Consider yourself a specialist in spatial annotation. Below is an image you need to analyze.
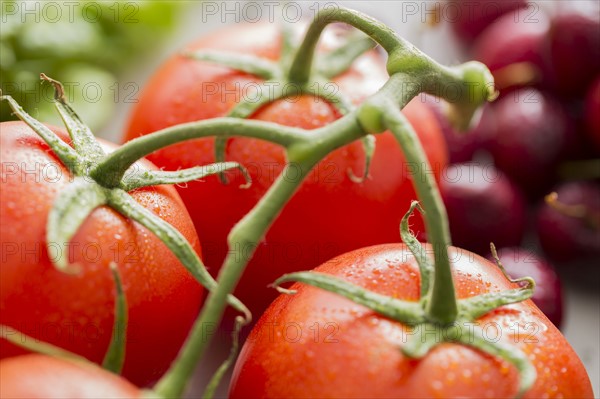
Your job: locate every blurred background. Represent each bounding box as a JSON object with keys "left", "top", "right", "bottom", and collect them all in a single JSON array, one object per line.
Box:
[{"left": 1, "top": 1, "right": 598, "bottom": 396}]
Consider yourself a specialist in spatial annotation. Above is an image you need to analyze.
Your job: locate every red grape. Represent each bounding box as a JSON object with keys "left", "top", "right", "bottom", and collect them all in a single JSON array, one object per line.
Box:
[
  {"left": 441, "top": 163, "right": 527, "bottom": 256},
  {"left": 449, "top": 0, "right": 528, "bottom": 43},
  {"left": 546, "top": 8, "right": 600, "bottom": 97},
  {"left": 484, "top": 88, "right": 575, "bottom": 197},
  {"left": 473, "top": 10, "right": 551, "bottom": 92},
  {"left": 536, "top": 181, "right": 600, "bottom": 263}
]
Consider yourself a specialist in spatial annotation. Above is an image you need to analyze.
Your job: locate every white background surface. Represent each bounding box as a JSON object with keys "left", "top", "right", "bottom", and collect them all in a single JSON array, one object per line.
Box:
[{"left": 98, "top": 1, "right": 599, "bottom": 397}]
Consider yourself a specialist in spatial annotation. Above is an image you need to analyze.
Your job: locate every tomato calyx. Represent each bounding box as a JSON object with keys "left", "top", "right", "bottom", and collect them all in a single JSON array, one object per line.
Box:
[
  {"left": 183, "top": 21, "right": 377, "bottom": 183},
  {"left": 274, "top": 203, "right": 537, "bottom": 398},
  {"left": 0, "top": 77, "right": 252, "bottom": 321}
]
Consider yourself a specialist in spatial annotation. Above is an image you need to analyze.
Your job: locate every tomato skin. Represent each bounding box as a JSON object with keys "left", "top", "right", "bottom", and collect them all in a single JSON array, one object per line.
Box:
[
  {"left": 125, "top": 23, "right": 448, "bottom": 317},
  {"left": 0, "top": 122, "right": 203, "bottom": 386},
  {"left": 0, "top": 354, "right": 140, "bottom": 398},
  {"left": 229, "top": 244, "right": 593, "bottom": 399}
]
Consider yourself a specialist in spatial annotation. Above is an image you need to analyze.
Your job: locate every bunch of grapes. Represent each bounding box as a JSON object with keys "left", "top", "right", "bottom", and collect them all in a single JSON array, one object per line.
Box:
[{"left": 431, "top": 0, "right": 600, "bottom": 328}]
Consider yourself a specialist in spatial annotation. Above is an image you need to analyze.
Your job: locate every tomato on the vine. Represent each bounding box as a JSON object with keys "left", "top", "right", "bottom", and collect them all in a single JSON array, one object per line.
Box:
[
  {"left": 0, "top": 122, "right": 203, "bottom": 385},
  {"left": 125, "top": 23, "right": 448, "bottom": 316},
  {"left": 229, "top": 244, "right": 593, "bottom": 398}
]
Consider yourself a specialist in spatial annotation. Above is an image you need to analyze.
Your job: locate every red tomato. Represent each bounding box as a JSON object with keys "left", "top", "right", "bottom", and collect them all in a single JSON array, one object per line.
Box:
[
  {"left": 229, "top": 244, "right": 593, "bottom": 398},
  {"left": 0, "top": 355, "right": 140, "bottom": 398},
  {"left": 0, "top": 122, "right": 203, "bottom": 386},
  {"left": 125, "top": 23, "right": 448, "bottom": 317}
]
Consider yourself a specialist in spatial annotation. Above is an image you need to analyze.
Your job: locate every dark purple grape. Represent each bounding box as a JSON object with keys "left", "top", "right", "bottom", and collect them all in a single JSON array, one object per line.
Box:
[
  {"left": 484, "top": 88, "right": 575, "bottom": 198},
  {"left": 585, "top": 76, "right": 600, "bottom": 153},
  {"left": 473, "top": 9, "right": 552, "bottom": 91},
  {"left": 536, "top": 181, "right": 600, "bottom": 262},
  {"left": 488, "top": 247, "right": 564, "bottom": 328},
  {"left": 423, "top": 96, "right": 493, "bottom": 163},
  {"left": 441, "top": 163, "right": 527, "bottom": 256},
  {"left": 449, "top": 0, "right": 528, "bottom": 43},
  {"left": 547, "top": 7, "right": 600, "bottom": 98}
]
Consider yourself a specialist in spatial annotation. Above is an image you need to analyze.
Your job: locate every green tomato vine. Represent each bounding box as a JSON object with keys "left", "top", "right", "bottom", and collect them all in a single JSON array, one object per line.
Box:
[{"left": 0, "top": 6, "right": 537, "bottom": 399}]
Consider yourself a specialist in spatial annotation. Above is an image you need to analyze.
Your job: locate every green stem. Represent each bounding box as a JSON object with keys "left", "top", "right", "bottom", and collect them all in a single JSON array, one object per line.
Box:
[
  {"left": 459, "top": 288, "right": 535, "bottom": 320},
  {"left": 201, "top": 316, "right": 244, "bottom": 399},
  {"left": 102, "top": 264, "right": 128, "bottom": 374},
  {"left": 92, "top": 119, "right": 306, "bottom": 188},
  {"left": 107, "top": 189, "right": 250, "bottom": 320},
  {"left": 0, "top": 325, "right": 89, "bottom": 364},
  {"left": 401, "top": 323, "right": 441, "bottom": 358},
  {"left": 288, "top": 6, "right": 405, "bottom": 84},
  {"left": 279, "top": 20, "right": 296, "bottom": 71},
  {"left": 458, "top": 327, "right": 536, "bottom": 398},
  {"left": 273, "top": 272, "right": 425, "bottom": 324},
  {"left": 383, "top": 103, "right": 457, "bottom": 324},
  {"left": 420, "top": 62, "right": 496, "bottom": 131},
  {"left": 46, "top": 178, "right": 107, "bottom": 273},
  {"left": 348, "top": 135, "right": 376, "bottom": 183},
  {"left": 154, "top": 158, "right": 317, "bottom": 397},
  {"left": 155, "top": 114, "right": 364, "bottom": 398},
  {"left": 122, "top": 162, "right": 249, "bottom": 191},
  {"left": 183, "top": 50, "right": 278, "bottom": 80},
  {"left": 399, "top": 201, "right": 433, "bottom": 297},
  {"left": 318, "top": 34, "right": 376, "bottom": 79}
]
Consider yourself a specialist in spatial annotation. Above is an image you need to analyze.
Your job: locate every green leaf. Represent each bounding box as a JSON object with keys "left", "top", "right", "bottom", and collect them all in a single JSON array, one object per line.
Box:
[
  {"left": 0, "top": 325, "right": 88, "bottom": 364},
  {"left": 46, "top": 178, "right": 107, "bottom": 273},
  {"left": 184, "top": 50, "right": 278, "bottom": 80},
  {"left": 102, "top": 264, "right": 128, "bottom": 374},
  {"left": 41, "top": 74, "right": 105, "bottom": 162},
  {"left": 318, "top": 34, "right": 376, "bottom": 79},
  {"left": 123, "top": 162, "right": 251, "bottom": 191},
  {"left": 202, "top": 316, "right": 245, "bottom": 399},
  {"left": 273, "top": 271, "right": 425, "bottom": 325},
  {"left": 348, "top": 134, "right": 376, "bottom": 183}
]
